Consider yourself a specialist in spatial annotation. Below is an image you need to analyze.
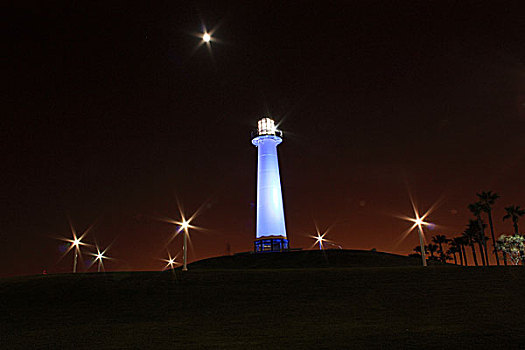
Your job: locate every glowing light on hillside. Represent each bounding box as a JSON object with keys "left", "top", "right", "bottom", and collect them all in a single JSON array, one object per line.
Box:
[
  {"left": 88, "top": 244, "right": 111, "bottom": 272},
  {"left": 156, "top": 198, "right": 209, "bottom": 271},
  {"left": 314, "top": 232, "right": 327, "bottom": 250},
  {"left": 396, "top": 194, "right": 441, "bottom": 267},
  {"left": 309, "top": 222, "right": 335, "bottom": 250},
  {"left": 58, "top": 219, "right": 94, "bottom": 273},
  {"left": 162, "top": 251, "right": 180, "bottom": 270}
]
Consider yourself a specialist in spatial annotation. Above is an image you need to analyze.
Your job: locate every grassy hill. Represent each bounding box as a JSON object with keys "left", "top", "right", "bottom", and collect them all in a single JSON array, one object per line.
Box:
[
  {"left": 2, "top": 253, "right": 524, "bottom": 349},
  {"left": 188, "top": 249, "right": 433, "bottom": 269}
]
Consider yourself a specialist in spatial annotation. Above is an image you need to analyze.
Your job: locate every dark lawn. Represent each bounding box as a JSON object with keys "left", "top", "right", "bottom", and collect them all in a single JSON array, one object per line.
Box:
[{"left": 2, "top": 266, "right": 524, "bottom": 349}]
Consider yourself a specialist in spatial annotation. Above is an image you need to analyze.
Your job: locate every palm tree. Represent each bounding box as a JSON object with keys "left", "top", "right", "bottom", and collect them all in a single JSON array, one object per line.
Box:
[
  {"left": 432, "top": 234, "right": 450, "bottom": 254},
  {"left": 450, "top": 237, "right": 464, "bottom": 266},
  {"left": 426, "top": 243, "right": 439, "bottom": 260},
  {"left": 447, "top": 247, "right": 458, "bottom": 265},
  {"left": 477, "top": 191, "right": 500, "bottom": 265},
  {"left": 462, "top": 222, "right": 479, "bottom": 266},
  {"left": 468, "top": 202, "right": 489, "bottom": 264},
  {"left": 441, "top": 250, "right": 452, "bottom": 264},
  {"left": 474, "top": 233, "right": 489, "bottom": 266},
  {"left": 503, "top": 205, "right": 525, "bottom": 235},
  {"left": 459, "top": 236, "right": 469, "bottom": 266}
]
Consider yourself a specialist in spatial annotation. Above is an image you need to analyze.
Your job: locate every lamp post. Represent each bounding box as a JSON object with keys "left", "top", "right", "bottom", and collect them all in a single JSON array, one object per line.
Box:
[
  {"left": 157, "top": 200, "right": 206, "bottom": 272},
  {"left": 180, "top": 220, "right": 190, "bottom": 271},
  {"left": 415, "top": 218, "right": 428, "bottom": 267},
  {"left": 73, "top": 240, "right": 80, "bottom": 273},
  {"left": 403, "top": 209, "right": 433, "bottom": 267},
  {"left": 314, "top": 232, "right": 327, "bottom": 250},
  {"left": 69, "top": 236, "right": 87, "bottom": 273},
  {"left": 163, "top": 251, "right": 179, "bottom": 270},
  {"left": 58, "top": 220, "right": 94, "bottom": 273},
  {"left": 90, "top": 245, "right": 110, "bottom": 272},
  {"left": 398, "top": 196, "right": 439, "bottom": 267}
]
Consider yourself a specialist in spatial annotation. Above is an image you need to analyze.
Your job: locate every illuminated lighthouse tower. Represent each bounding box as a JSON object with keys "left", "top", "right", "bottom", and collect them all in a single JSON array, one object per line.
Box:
[{"left": 252, "top": 117, "right": 289, "bottom": 252}]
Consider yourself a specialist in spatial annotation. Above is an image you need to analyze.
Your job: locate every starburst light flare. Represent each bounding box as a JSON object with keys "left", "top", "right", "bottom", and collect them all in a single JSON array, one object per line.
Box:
[
  {"left": 88, "top": 244, "right": 112, "bottom": 272},
  {"left": 57, "top": 219, "right": 94, "bottom": 273},
  {"left": 162, "top": 251, "right": 180, "bottom": 270},
  {"left": 395, "top": 194, "right": 442, "bottom": 267},
  {"left": 309, "top": 222, "right": 334, "bottom": 250},
  {"left": 188, "top": 22, "right": 223, "bottom": 61},
  {"left": 155, "top": 197, "right": 210, "bottom": 272},
  {"left": 313, "top": 232, "right": 327, "bottom": 250}
]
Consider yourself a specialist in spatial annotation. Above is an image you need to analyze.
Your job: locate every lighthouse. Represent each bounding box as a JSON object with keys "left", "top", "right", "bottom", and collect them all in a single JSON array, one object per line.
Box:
[{"left": 252, "top": 117, "right": 289, "bottom": 252}]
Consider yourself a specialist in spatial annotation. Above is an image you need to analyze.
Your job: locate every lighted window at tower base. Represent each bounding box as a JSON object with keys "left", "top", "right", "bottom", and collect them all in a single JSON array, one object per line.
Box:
[{"left": 254, "top": 238, "right": 289, "bottom": 252}]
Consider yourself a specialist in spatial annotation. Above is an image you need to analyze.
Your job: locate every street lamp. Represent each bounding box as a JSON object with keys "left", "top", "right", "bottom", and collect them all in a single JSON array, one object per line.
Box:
[
  {"left": 309, "top": 222, "right": 334, "bottom": 251},
  {"left": 412, "top": 216, "right": 429, "bottom": 267},
  {"left": 59, "top": 220, "right": 92, "bottom": 273},
  {"left": 313, "top": 232, "right": 327, "bottom": 250},
  {"left": 162, "top": 251, "right": 179, "bottom": 270},
  {"left": 179, "top": 220, "right": 190, "bottom": 271},
  {"left": 170, "top": 200, "right": 209, "bottom": 272},
  {"left": 156, "top": 199, "right": 208, "bottom": 272},
  {"left": 89, "top": 244, "right": 111, "bottom": 272},
  {"left": 398, "top": 197, "right": 439, "bottom": 267}
]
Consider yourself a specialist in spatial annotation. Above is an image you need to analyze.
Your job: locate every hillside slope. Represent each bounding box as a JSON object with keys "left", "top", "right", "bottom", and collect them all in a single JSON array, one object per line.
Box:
[
  {"left": 188, "top": 249, "right": 433, "bottom": 269},
  {"left": 2, "top": 266, "right": 524, "bottom": 349}
]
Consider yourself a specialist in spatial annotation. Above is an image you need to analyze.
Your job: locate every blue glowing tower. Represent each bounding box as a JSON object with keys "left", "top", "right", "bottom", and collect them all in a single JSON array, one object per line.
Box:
[{"left": 252, "top": 117, "right": 289, "bottom": 252}]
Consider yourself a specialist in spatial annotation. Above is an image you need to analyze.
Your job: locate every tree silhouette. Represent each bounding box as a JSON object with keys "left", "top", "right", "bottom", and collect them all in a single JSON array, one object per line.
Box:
[
  {"left": 503, "top": 205, "right": 525, "bottom": 235},
  {"left": 462, "top": 221, "right": 479, "bottom": 266},
  {"left": 426, "top": 243, "right": 439, "bottom": 260},
  {"left": 450, "top": 237, "right": 464, "bottom": 266},
  {"left": 446, "top": 248, "right": 458, "bottom": 265},
  {"left": 460, "top": 237, "right": 470, "bottom": 266},
  {"left": 477, "top": 191, "right": 500, "bottom": 265},
  {"left": 468, "top": 202, "right": 489, "bottom": 265},
  {"left": 432, "top": 234, "right": 450, "bottom": 254},
  {"left": 473, "top": 232, "right": 489, "bottom": 266}
]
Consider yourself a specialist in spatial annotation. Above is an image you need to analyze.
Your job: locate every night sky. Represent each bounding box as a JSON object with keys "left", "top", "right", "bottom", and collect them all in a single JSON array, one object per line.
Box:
[{"left": 3, "top": 1, "right": 524, "bottom": 277}]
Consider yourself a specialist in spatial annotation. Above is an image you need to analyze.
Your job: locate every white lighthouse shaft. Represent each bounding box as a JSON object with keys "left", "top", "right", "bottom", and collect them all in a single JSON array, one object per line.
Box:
[{"left": 254, "top": 135, "right": 287, "bottom": 238}]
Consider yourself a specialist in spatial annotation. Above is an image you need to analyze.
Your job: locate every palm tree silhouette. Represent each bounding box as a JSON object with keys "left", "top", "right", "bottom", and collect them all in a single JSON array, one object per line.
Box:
[
  {"left": 468, "top": 202, "right": 489, "bottom": 265},
  {"left": 426, "top": 243, "right": 439, "bottom": 260},
  {"left": 413, "top": 245, "right": 422, "bottom": 257},
  {"left": 477, "top": 191, "right": 500, "bottom": 265},
  {"left": 459, "top": 236, "right": 469, "bottom": 266},
  {"left": 462, "top": 221, "right": 479, "bottom": 266},
  {"left": 473, "top": 232, "right": 489, "bottom": 266},
  {"left": 432, "top": 234, "right": 449, "bottom": 253},
  {"left": 446, "top": 247, "right": 458, "bottom": 265},
  {"left": 503, "top": 205, "right": 525, "bottom": 235},
  {"left": 450, "top": 237, "right": 464, "bottom": 265},
  {"left": 432, "top": 235, "right": 450, "bottom": 262}
]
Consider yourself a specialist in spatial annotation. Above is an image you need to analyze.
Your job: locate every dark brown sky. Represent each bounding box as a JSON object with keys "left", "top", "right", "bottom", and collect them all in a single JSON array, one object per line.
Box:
[{"left": 3, "top": 1, "right": 524, "bottom": 277}]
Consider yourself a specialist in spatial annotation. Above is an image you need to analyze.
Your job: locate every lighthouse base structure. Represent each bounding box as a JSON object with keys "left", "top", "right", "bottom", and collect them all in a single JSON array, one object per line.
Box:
[{"left": 254, "top": 237, "right": 289, "bottom": 253}]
